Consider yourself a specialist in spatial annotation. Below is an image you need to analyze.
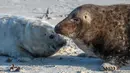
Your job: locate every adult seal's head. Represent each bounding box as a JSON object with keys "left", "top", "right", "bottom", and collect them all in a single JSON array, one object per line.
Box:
[{"left": 55, "top": 4, "right": 93, "bottom": 38}]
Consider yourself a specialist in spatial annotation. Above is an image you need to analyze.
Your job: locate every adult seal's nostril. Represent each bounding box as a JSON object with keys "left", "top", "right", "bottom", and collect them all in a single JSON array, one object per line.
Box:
[{"left": 54, "top": 25, "right": 61, "bottom": 34}]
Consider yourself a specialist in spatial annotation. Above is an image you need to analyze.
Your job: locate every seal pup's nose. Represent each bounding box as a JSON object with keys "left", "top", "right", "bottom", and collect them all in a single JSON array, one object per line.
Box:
[{"left": 58, "top": 40, "right": 66, "bottom": 47}]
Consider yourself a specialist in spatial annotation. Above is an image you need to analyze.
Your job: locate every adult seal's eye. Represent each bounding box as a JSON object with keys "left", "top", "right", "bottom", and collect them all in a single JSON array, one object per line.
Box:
[{"left": 71, "top": 18, "right": 81, "bottom": 24}]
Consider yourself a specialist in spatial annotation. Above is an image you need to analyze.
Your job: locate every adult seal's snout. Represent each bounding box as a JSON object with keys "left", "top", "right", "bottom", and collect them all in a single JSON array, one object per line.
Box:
[{"left": 55, "top": 25, "right": 61, "bottom": 34}]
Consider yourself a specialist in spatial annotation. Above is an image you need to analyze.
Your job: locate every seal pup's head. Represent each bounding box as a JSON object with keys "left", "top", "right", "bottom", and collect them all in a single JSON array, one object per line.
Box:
[{"left": 22, "top": 20, "right": 66, "bottom": 57}]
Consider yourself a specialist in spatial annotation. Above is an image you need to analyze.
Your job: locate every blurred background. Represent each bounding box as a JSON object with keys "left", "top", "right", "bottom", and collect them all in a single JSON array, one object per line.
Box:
[{"left": 0, "top": 0, "right": 129, "bottom": 24}]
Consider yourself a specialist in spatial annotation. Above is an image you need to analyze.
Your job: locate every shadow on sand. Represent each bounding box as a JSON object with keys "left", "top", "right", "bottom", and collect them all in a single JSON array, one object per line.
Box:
[
  {"left": 0, "top": 55, "right": 130, "bottom": 72},
  {"left": 0, "top": 55, "right": 103, "bottom": 71}
]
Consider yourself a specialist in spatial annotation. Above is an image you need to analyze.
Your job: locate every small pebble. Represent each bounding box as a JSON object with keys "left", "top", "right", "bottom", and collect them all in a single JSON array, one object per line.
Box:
[{"left": 10, "top": 64, "right": 20, "bottom": 72}]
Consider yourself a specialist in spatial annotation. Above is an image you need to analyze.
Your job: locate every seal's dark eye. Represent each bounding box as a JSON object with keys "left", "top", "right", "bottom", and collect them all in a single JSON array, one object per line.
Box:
[
  {"left": 73, "top": 18, "right": 80, "bottom": 24},
  {"left": 73, "top": 18, "right": 79, "bottom": 22}
]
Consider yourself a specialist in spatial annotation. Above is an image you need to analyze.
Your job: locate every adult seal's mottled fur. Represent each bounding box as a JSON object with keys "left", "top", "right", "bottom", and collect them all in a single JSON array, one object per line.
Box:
[
  {"left": 55, "top": 4, "right": 130, "bottom": 71},
  {"left": 0, "top": 15, "right": 66, "bottom": 61}
]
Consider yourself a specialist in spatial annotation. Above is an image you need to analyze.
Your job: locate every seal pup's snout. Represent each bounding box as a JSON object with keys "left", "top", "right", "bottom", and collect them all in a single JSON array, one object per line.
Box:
[
  {"left": 52, "top": 33, "right": 67, "bottom": 48},
  {"left": 58, "top": 39, "right": 66, "bottom": 47},
  {"left": 56, "top": 34, "right": 67, "bottom": 47}
]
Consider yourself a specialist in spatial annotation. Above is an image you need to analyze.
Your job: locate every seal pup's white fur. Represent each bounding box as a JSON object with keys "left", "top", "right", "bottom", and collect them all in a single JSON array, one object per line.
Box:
[{"left": 0, "top": 15, "right": 66, "bottom": 61}]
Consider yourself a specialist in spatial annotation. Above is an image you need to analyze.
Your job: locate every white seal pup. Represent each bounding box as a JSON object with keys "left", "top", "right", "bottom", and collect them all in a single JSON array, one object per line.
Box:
[{"left": 0, "top": 15, "right": 66, "bottom": 61}]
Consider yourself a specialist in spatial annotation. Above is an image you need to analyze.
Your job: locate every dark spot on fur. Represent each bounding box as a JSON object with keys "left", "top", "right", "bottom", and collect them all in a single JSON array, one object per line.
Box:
[
  {"left": 102, "top": 10, "right": 105, "bottom": 13},
  {"left": 109, "top": 29, "right": 112, "bottom": 32}
]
